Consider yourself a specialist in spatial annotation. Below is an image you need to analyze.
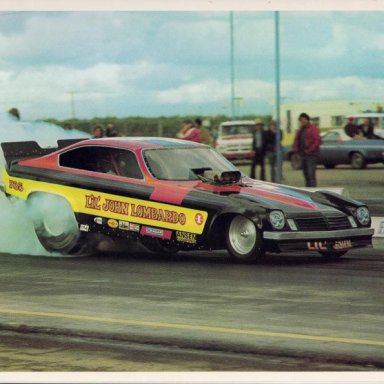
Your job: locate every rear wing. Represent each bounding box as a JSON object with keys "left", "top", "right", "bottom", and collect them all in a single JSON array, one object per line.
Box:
[{"left": 1, "top": 138, "right": 88, "bottom": 167}]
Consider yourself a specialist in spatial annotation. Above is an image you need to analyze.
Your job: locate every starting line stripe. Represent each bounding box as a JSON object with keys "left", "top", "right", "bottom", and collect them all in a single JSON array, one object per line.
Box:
[{"left": 0, "top": 307, "right": 383, "bottom": 348}]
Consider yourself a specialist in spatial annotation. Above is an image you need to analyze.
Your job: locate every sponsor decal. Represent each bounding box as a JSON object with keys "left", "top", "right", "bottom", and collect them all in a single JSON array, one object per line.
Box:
[
  {"left": 140, "top": 226, "right": 172, "bottom": 240},
  {"left": 118, "top": 220, "right": 140, "bottom": 232},
  {"left": 118, "top": 220, "right": 130, "bottom": 231},
  {"left": 195, "top": 213, "right": 204, "bottom": 225},
  {"left": 85, "top": 194, "right": 188, "bottom": 226},
  {"left": 107, "top": 219, "right": 118, "bottom": 229},
  {"left": 176, "top": 231, "right": 197, "bottom": 244},
  {"left": 307, "top": 241, "right": 328, "bottom": 251},
  {"left": 9, "top": 180, "right": 24, "bottom": 192},
  {"left": 129, "top": 223, "right": 140, "bottom": 232},
  {"left": 79, "top": 224, "right": 90, "bottom": 232},
  {"left": 333, "top": 240, "right": 352, "bottom": 250},
  {"left": 307, "top": 240, "right": 353, "bottom": 251},
  {"left": 94, "top": 217, "right": 106, "bottom": 225}
]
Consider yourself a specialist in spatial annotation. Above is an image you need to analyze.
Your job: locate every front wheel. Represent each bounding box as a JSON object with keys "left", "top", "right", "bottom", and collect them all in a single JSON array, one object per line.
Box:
[
  {"left": 226, "top": 215, "right": 264, "bottom": 263},
  {"left": 28, "top": 193, "right": 86, "bottom": 254}
]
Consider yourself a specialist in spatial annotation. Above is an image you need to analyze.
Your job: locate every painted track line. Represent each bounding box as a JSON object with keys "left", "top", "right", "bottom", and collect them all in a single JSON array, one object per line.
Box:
[{"left": 0, "top": 307, "right": 383, "bottom": 348}]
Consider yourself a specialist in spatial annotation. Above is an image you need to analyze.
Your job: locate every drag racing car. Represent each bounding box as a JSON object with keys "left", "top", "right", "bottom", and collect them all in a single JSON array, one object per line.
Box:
[{"left": 0, "top": 137, "right": 374, "bottom": 262}]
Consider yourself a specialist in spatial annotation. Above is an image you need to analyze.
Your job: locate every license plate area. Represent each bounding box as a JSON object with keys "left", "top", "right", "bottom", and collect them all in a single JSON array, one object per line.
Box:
[{"left": 306, "top": 239, "right": 353, "bottom": 251}]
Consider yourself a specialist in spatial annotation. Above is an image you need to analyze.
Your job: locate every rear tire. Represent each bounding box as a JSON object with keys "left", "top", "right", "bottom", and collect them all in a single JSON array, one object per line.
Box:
[
  {"left": 350, "top": 152, "right": 366, "bottom": 169},
  {"left": 28, "top": 193, "right": 86, "bottom": 254},
  {"left": 226, "top": 215, "right": 264, "bottom": 263}
]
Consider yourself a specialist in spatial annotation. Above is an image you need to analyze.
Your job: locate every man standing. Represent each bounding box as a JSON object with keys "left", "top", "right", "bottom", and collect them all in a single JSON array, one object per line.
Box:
[
  {"left": 358, "top": 118, "right": 375, "bottom": 139},
  {"left": 250, "top": 119, "right": 266, "bottom": 181},
  {"left": 344, "top": 117, "right": 360, "bottom": 138},
  {"left": 292, "top": 113, "right": 321, "bottom": 187},
  {"left": 264, "top": 120, "right": 282, "bottom": 182},
  {"left": 92, "top": 125, "right": 104, "bottom": 138}
]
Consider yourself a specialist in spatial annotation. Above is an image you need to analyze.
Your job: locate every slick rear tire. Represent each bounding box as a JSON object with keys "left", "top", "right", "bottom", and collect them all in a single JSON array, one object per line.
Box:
[
  {"left": 319, "top": 250, "right": 348, "bottom": 260},
  {"left": 28, "top": 193, "right": 85, "bottom": 254},
  {"left": 226, "top": 215, "right": 264, "bottom": 263}
]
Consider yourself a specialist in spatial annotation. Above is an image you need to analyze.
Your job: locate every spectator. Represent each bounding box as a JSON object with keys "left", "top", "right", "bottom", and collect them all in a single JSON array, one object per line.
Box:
[
  {"left": 195, "top": 117, "right": 214, "bottom": 146},
  {"left": 250, "top": 119, "right": 266, "bottom": 181},
  {"left": 8, "top": 107, "right": 20, "bottom": 121},
  {"left": 358, "top": 118, "right": 375, "bottom": 139},
  {"left": 93, "top": 125, "right": 104, "bottom": 138},
  {"left": 292, "top": 112, "right": 321, "bottom": 187},
  {"left": 264, "top": 120, "right": 283, "bottom": 182},
  {"left": 344, "top": 117, "right": 360, "bottom": 138},
  {"left": 106, "top": 122, "right": 120, "bottom": 137},
  {"left": 177, "top": 119, "right": 201, "bottom": 143}
]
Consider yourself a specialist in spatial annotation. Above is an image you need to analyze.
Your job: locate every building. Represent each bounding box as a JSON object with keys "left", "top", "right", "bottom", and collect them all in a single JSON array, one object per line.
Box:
[{"left": 280, "top": 100, "right": 384, "bottom": 135}]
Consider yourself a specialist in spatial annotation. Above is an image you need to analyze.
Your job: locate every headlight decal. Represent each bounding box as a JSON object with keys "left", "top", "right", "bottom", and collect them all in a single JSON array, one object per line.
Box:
[
  {"left": 355, "top": 206, "right": 370, "bottom": 226},
  {"left": 269, "top": 210, "right": 286, "bottom": 230}
]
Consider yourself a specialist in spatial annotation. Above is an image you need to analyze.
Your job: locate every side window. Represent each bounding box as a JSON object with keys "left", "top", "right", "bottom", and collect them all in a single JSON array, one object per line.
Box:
[
  {"left": 59, "top": 147, "right": 143, "bottom": 179},
  {"left": 322, "top": 132, "right": 339, "bottom": 142},
  {"left": 112, "top": 149, "right": 143, "bottom": 179}
]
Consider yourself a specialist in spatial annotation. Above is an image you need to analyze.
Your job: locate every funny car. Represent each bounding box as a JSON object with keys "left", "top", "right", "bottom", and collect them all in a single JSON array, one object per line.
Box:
[{"left": 1, "top": 137, "right": 374, "bottom": 262}]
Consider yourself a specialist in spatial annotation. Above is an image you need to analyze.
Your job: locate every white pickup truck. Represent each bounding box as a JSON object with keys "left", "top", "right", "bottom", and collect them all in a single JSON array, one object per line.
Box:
[{"left": 215, "top": 120, "right": 255, "bottom": 164}]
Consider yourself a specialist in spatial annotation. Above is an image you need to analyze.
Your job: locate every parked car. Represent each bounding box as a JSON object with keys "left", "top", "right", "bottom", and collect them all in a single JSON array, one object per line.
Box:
[
  {"left": 285, "top": 129, "right": 384, "bottom": 169},
  {"left": 215, "top": 120, "right": 255, "bottom": 164},
  {"left": 1, "top": 137, "right": 373, "bottom": 262}
]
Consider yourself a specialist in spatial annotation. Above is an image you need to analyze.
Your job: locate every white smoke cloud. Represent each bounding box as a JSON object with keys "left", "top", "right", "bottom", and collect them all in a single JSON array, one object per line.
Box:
[{"left": 0, "top": 112, "right": 89, "bottom": 256}]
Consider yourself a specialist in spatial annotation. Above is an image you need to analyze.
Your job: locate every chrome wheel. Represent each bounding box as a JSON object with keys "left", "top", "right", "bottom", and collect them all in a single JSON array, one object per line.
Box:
[{"left": 226, "top": 215, "right": 263, "bottom": 262}]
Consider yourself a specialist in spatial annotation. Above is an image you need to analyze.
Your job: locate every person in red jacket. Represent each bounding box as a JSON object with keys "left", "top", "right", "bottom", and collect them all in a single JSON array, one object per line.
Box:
[
  {"left": 292, "top": 112, "right": 321, "bottom": 187},
  {"left": 177, "top": 119, "right": 201, "bottom": 143}
]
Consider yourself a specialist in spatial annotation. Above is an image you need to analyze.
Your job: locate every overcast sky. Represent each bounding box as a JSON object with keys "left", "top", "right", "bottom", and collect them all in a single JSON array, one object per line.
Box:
[{"left": 0, "top": 10, "right": 383, "bottom": 120}]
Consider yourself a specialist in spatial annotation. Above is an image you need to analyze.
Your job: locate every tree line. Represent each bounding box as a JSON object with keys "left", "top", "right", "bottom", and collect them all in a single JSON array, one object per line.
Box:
[{"left": 43, "top": 114, "right": 270, "bottom": 140}]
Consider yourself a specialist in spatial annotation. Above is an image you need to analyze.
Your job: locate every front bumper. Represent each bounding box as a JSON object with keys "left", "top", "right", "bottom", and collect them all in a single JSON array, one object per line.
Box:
[
  {"left": 264, "top": 227, "right": 374, "bottom": 241},
  {"left": 263, "top": 227, "right": 374, "bottom": 253}
]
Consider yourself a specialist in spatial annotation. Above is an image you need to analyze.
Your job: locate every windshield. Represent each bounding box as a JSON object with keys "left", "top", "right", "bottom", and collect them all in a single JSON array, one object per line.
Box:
[
  {"left": 221, "top": 124, "right": 254, "bottom": 136},
  {"left": 144, "top": 147, "right": 238, "bottom": 181}
]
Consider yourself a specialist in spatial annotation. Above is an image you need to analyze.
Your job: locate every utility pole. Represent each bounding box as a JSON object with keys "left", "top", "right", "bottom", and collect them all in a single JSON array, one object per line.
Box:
[
  {"left": 69, "top": 91, "right": 76, "bottom": 119},
  {"left": 229, "top": 11, "right": 236, "bottom": 120},
  {"left": 274, "top": 11, "right": 283, "bottom": 184}
]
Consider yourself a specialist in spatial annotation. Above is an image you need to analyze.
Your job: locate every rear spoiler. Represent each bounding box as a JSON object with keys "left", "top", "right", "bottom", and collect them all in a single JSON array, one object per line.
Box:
[{"left": 1, "top": 138, "right": 88, "bottom": 167}]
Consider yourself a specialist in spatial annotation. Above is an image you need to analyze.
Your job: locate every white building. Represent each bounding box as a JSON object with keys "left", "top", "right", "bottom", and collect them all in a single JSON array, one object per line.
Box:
[{"left": 280, "top": 100, "right": 384, "bottom": 135}]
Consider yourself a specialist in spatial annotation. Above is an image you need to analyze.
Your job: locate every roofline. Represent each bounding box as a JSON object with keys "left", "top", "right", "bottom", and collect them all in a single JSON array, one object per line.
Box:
[{"left": 220, "top": 120, "right": 256, "bottom": 126}]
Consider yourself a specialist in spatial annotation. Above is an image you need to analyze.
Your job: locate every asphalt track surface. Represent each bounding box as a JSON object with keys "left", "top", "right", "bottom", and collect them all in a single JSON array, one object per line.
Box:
[{"left": 0, "top": 244, "right": 383, "bottom": 371}]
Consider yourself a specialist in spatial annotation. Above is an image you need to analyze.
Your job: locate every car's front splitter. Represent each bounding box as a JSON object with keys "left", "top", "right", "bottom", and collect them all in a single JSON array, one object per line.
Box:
[{"left": 263, "top": 227, "right": 374, "bottom": 253}]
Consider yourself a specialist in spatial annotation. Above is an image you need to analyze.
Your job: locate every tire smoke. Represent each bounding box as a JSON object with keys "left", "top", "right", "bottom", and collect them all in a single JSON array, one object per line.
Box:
[{"left": 0, "top": 113, "right": 89, "bottom": 256}]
